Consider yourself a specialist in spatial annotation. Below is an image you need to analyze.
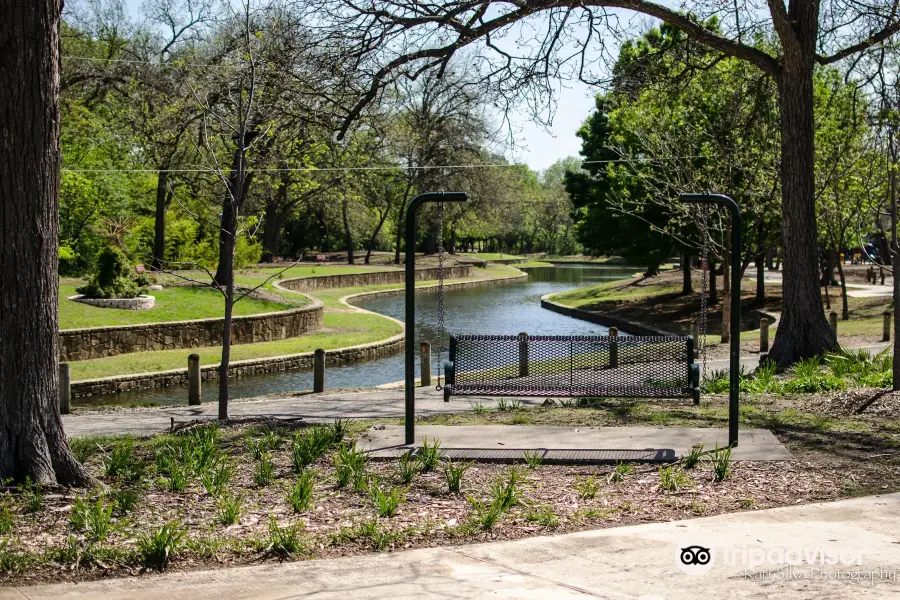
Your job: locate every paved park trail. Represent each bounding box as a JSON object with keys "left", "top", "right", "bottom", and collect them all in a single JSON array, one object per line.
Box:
[{"left": 4, "top": 493, "right": 898, "bottom": 599}]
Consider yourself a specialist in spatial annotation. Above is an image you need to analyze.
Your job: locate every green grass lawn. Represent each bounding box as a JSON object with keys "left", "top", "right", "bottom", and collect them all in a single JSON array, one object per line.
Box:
[
  {"left": 550, "top": 278, "right": 679, "bottom": 307},
  {"left": 60, "top": 284, "right": 300, "bottom": 330},
  {"left": 68, "top": 312, "right": 401, "bottom": 380},
  {"left": 471, "top": 252, "right": 523, "bottom": 261}
]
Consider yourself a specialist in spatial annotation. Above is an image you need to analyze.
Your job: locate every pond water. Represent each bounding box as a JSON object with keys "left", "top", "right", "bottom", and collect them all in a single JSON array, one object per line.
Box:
[{"left": 77, "top": 265, "right": 638, "bottom": 407}]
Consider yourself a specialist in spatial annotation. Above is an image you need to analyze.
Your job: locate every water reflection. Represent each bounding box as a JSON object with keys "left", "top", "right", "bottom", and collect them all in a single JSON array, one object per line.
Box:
[{"left": 79, "top": 265, "right": 638, "bottom": 407}]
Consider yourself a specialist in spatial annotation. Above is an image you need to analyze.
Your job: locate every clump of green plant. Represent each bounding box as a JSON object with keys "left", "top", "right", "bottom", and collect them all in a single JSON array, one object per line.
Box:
[
  {"left": 394, "top": 451, "right": 419, "bottom": 484},
  {"left": 77, "top": 246, "right": 146, "bottom": 299},
  {"left": 253, "top": 453, "right": 276, "bottom": 487},
  {"left": 20, "top": 478, "right": 42, "bottom": 513},
  {"left": 467, "top": 496, "right": 505, "bottom": 530},
  {"left": 112, "top": 486, "right": 139, "bottom": 515},
  {"left": 522, "top": 450, "right": 543, "bottom": 469},
  {"left": 137, "top": 522, "right": 185, "bottom": 568},
  {"left": 165, "top": 462, "right": 189, "bottom": 492},
  {"left": 329, "top": 419, "right": 350, "bottom": 445},
  {"left": 826, "top": 348, "right": 892, "bottom": 388},
  {"left": 711, "top": 445, "right": 732, "bottom": 482},
  {"left": 291, "top": 427, "right": 334, "bottom": 472},
  {"left": 744, "top": 362, "right": 782, "bottom": 394},
  {"left": 496, "top": 398, "right": 521, "bottom": 412},
  {"left": 470, "top": 401, "right": 487, "bottom": 414},
  {"left": 0, "top": 494, "right": 15, "bottom": 533},
  {"left": 216, "top": 492, "right": 242, "bottom": 525},
  {"left": 442, "top": 459, "right": 472, "bottom": 494},
  {"left": 0, "top": 538, "right": 31, "bottom": 573},
  {"left": 287, "top": 471, "right": 316, "bottom": 513},
  {"left": 104, "top": 440, "right": 144, "bottom": 481},
  {"left": 575, "top": 475, "right": 600, "bottom": 499},
  {"left": 334, "top": 443, "right": 368, "bottom": 489},
  {"left": 782, "top": 356, "right": 845, "bottom": 393},
  {"left": 266, "top": 517, "right": 306, "bottom": 556},
  {"left": 525, "top": 505, "right": 559, "bottom": 527},
  {"left": 84, "top": 497, "right": 114, "bottom": 542},
  {"left": 681, "top": 444, "right": 705, "bottom": 469},
  {"left": 200, "top": 460, "right": 233, "bottom": 496},
  {"left": 658, "top": 466, "right": 691, "bottom": 492},
  {"left": 607, "top": 461, "right": 632, "bottom": 484},
  {"left": 490, "top": 467, "right": 522, "bottom": 510},
  {"left": 337, "top": 520, "right": 398, "bottom": 551},
  {"left": 417, "top": 438, "right": 443, "bottom": 473},
  {"left": 369, "top": 481, "right": 403, "bottom": 518}
]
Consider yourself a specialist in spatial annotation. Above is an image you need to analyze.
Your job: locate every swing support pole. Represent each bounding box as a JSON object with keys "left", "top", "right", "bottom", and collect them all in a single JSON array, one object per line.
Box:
[
  {"left": 405, "top": 192, "right": 467, "bottom": 445},
  {"left": 680, "top": 193, "right": 741, "bottom": 447}
]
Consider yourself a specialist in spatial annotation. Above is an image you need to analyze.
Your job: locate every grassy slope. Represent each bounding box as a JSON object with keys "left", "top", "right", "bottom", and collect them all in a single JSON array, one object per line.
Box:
[{"left": 60, "top": 284, "right": 298, "bottom": 330}]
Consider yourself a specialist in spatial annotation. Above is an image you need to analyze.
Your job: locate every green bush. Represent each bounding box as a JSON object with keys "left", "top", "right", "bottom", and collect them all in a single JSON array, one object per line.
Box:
[{"left": 76, "top": 246, "right": 146, "bottom": 299}]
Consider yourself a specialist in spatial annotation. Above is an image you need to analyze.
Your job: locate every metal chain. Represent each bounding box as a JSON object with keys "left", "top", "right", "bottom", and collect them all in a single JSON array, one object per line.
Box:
[
  {"left": 435, "top": 202, "right": 446, "bottom": 391},
  {"left": 698, "top": 205, "right": 710, "bottom": 382}
]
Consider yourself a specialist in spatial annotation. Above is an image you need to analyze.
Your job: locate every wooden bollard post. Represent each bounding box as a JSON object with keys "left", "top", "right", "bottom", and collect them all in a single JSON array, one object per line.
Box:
[
  {"left": 313, "top": 349, "right": 325, "bottom": 393},
  {"left": 59, "top": 363, "right": 71, "bottom": 415},
  {"left": 881, "top": 269, "right": 886, "bottom": 285},
  {"left": 188, "top": 354, "right": 201, "bottom": 405},
  {"left": 690, "top": 321, "right": 700, "bottom": 359},
  {"left": 830, "top": 312, "right": 838, "bottom": 335},
  {"left": 518, "top": 332, "right": 529, "bottom": 377},
  {"left": 420, "top": 342, "right": 431, "bottom": 387},
  {"left": 759, "top": 319, "right": 770, "bottom": 353},
  {"left": 609, "top": 327, "right": 619, "bottom": 368},
  {"left": 884, "top": 312, "right": 892, "bottom": 342}
]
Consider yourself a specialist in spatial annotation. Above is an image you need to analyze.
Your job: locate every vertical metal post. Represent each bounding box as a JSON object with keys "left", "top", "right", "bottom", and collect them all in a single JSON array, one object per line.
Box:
[
  {"left": 405, "top": 192, "right": 467, "bottom": 445},
  {"left": 518, "top": 332, "right": 529, "bottom": 377},
  {"left": 609, "top": 327, "right": 619, "bottom": 368},
  {"left": 420, "top": 342, "right": 431, "bottom": 386},
  {"left": 314, "top": 349, "right": 325, "bottom": 393},
  {"left": 59, "top": 363, "right": 71, "bottom": 415},
  {"left": 188, "top": 354, "right": 201, "bottom": 405},
  {"left": 681, "top": 193, "right": 741, "bottom": 447}
]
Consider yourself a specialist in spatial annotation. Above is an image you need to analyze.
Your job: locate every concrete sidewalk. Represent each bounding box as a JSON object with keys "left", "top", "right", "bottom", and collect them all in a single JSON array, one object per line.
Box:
[{"left": 5, "top": 493, "right": 899, "bottom": 599}]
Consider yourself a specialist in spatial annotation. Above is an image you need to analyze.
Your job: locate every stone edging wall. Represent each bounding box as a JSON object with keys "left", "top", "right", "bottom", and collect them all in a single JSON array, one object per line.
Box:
[
  {"left": 70, "top": 269, "right": 528, "bottom": 398},
  {"left": 277, "top": 265, "right": 472, "bottom": 292},
  {"left": 71, "top": 295, "right": 156, "bottom": 310},
  {"left": 60, "top": 299, "right": 323, "bottom": 362},
  {"left": 539, "top": 294, "right": 675, "bottom": 336}
]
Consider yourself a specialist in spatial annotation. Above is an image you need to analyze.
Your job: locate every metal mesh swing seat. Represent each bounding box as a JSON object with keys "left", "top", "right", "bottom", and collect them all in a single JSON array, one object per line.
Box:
[{"left": 442, "top": 333, "right": 700, "bottom": 403}]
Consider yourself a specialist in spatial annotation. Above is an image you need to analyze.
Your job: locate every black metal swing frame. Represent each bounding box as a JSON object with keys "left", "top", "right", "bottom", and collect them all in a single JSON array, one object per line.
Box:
[{"left": 403, "top": 192, "right": 742, "bottom": 448}]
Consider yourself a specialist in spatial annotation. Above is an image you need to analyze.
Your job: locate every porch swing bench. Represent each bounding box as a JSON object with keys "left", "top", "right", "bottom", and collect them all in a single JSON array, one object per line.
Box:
[{"left": 442, "top": 333, "right": 700, "bottom": 403}]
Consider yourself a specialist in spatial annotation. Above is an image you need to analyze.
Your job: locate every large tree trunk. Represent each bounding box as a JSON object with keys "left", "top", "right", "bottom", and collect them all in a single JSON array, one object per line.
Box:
[
  {"left": 214, "top": 145, "right": 252, "bottom": 285},
  {"left": 341, "top": 196, "right": 354, "bottom": 264},
  {"left": 152, "top": 169, "right": 169, "bottom": 270},
  {"left": 766, "top": 54, "right": 838, "bottom": 366},
  {"left": 261, "top": 190, "right": 289, "bottom": 263},
  {"left": 0, "top": 0, "right": 92, "bottom": 485},
  {"left": 364, "top": 209, "right": 390, "bottom": 265}
]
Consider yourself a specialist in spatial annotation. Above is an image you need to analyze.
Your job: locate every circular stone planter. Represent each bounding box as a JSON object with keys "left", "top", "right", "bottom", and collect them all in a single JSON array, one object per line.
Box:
[{"left": 70, "top": 295, "right": 156, "bottom": 310}]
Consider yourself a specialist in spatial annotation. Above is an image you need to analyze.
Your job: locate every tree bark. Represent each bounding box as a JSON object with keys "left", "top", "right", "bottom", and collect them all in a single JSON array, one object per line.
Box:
[
  {"left": 681, "top": 253, "right": 692, "bottom": 295},
  {"left": 835, "top": 254, "right": 849, "bottom": 321},
  {"left": 341, "top": 195, "right": 354, "bottom": 264},
  {"left": 0, "top": 0, "right": 93, "bottom": 485},
  {"left": 152, "top": 169, "right": 169, "bottom": 270},
  {"left": 766, "top": 49, "right": 838, "bottom": 366}
]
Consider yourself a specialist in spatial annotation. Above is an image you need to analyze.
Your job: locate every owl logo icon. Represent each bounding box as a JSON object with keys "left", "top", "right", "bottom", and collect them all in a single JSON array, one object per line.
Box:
[{"left": 676, "top": 544, "right": 715, "bottom": 575}]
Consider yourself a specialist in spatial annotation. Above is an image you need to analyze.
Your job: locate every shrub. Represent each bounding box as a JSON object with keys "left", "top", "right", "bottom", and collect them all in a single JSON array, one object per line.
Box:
[
  {"left": 287, "top": 471, "right": 316, "bottom": 513},
  {"left": 442, "top": 459, "right": 472, "bottom": 494},
  {"left": 369, "top": 481, "right": 403, "bottom": 517},
  {"left": 291, "top": 427, "right": 333, "bottom": 473},
  {"left": 575, "top": 475, "right": 600, "bottom": 499},
  {"left": 782, "top": 357, "right": 845, "bottom": 393},
  {"left": 417, "top": 438, "right": 443, "bottom": 473},
  {"left": 138, "top": 522, "right": 185, "bottom": 568},
  {"left": 334, "top": 443, "right": 368, "bottom": 489},
  {"left": 84, "top": 498, "right": 114, "bottom": 542},
  {"left": 394, "top": 451, "right": 419, "bottom": 484},
  {"left": 104, "top": 440, "right": 143, "bottom": 481},
  {"left": 76, "top": 246, "right": 146, "bottom": 299}
]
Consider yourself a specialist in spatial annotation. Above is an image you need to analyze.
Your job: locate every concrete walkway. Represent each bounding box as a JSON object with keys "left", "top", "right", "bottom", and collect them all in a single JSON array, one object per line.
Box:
[{"left": 5, "top": 493, "right": 898, "bottom": 599}]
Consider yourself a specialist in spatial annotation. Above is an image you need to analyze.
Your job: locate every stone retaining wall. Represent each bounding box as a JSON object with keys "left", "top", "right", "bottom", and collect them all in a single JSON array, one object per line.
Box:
[
  {"left": 70, "top": 333, "right": 403, "bottom": 398},
  {"left": 71, "top": 295, "right": 156, "bottom": 310},
  {"left": 278, "top": 265, "right": 472, "bottom": 292},
  {"left": 539, "top": 295, "right": 674, "bottom": 336},
  {"left": 60, "top": 300, "right": 323, "bottom": 362}
]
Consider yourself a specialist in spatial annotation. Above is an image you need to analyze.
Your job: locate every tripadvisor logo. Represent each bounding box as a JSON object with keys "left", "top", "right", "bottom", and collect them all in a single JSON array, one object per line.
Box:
[{"left": 677, "top": 544, "right": 715, "bottom": 575}]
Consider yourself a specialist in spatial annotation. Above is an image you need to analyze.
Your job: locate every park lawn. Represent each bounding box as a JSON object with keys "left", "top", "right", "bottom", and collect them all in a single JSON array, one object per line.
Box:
[
  {"left": 67, "top": 312, "right": 401, "bottom": 381},
  {"left": 471, "top": 252, "right": 522, "bottom": 261},
  {"left": 59, "top": 283, "right": 299, "bottom": 330},
  {"left": 551, "top": 276, "right": 680, "bottom": 307}
]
